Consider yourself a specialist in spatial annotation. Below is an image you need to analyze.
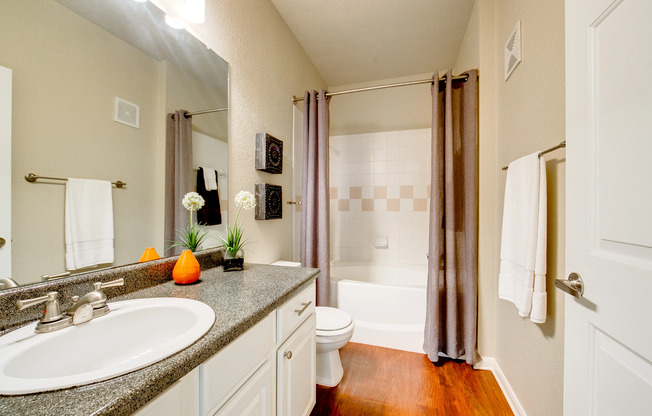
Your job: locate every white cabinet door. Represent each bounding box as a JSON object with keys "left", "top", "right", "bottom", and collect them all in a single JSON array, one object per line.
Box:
[
  {"left": 215, "top": 359, "right": 274, "bottom": 416},
  {"left": 277, "top": 314, "right": 316, "bottom": 416},
  {"left": 0, "top": 65, "right": 11, "bottom": 282},
  {"left": 134, "top": 368, "right": 199, "bottom": 416},
  {"left": 565, "top": 0, "right": 652, "bottom": 414}
]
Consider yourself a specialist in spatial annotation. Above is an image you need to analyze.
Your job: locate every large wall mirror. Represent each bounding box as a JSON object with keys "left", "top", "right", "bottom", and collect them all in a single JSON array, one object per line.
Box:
[{"left": 0, "top": 0, "right": 229, "bottom": 288}]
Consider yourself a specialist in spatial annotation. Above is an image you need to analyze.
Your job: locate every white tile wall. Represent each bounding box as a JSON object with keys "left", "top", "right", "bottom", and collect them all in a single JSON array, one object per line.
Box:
[{"left": 329, "top": 128, "right": 431, "bottom": 266}]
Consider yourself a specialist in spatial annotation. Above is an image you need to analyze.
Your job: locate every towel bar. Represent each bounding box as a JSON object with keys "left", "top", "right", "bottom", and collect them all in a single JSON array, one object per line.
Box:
[{"left": 25, "top": 173, "right": 126, "bottom": 188}]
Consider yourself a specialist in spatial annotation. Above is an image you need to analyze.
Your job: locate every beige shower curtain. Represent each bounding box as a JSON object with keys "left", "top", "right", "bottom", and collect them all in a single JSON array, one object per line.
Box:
[
  {"left": 424, "top": 70, "right": 479, "bottom": 364},
  {"left": 301, "top": 89, "right": 330, "bottom": 306},
  {"left": 164, "top": 110, "right": 193, "bottom": 256}
]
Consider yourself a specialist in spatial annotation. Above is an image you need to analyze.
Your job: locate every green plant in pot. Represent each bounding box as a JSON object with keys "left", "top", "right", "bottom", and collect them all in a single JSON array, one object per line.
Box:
[
  {"left": 219, "top": 190, "right": 256, "bottom": 271},
  {"left": 169, "top": 192, "right": 208, "bottom": 253}
]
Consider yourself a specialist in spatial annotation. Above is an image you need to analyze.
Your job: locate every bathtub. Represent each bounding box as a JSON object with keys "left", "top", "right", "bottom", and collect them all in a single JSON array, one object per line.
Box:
[{"left": 332, "top": 263, "right": 427, "bottom": 354}]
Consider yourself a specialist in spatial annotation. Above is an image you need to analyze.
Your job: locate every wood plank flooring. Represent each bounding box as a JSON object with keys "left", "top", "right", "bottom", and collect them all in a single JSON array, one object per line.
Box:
[{"left": 311, "top": 343, "right": 513, "bottom": 416}]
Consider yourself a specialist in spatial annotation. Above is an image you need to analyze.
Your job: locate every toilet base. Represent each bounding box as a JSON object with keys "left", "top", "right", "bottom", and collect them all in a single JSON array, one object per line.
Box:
[{"left": 316, "top": 349, "right": 344, "bottom": 387}]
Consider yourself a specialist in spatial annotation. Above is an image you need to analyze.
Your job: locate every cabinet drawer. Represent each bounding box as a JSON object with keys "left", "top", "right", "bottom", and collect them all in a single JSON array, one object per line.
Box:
[
  {"left": 276, "top": 281, "right": 316, "bottom": 344},
  {"left": 200, "top": 313, "right": 274, "bottom": 416}
]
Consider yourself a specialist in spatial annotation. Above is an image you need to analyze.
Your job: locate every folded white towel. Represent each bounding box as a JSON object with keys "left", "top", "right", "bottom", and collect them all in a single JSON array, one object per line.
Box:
[
  {"left": 202, "top": 167, "right": 218, "bottom": 191},
  {"left": 65, "top": 178, "right": 114, "bottom": 270},
  {"left": 498, "top": 153, "right": 547, "bottom": 323}
]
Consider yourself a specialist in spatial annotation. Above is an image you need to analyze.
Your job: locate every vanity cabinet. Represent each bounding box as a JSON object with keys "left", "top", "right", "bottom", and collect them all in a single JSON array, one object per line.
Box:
[
  {"left": 134, "top": 281, "right": 316, "bottom": 416},
  {"left": 277, "top": 315, "right": 316, "bottom": 416},
  {"left": 134, "top": 368, "right": 199, "bottom": 416},
  {"left": 275, "top": 283, "right": 317, "bottom": 416}
]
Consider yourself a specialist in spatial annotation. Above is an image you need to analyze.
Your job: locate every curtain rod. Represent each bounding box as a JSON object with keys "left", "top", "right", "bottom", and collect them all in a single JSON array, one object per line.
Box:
[
  {"left": 501, "top": 141, "right": 566, "bottom": 170},
  {"left": 292, "top": 73, "right": 471, "bottom": 103},
  {"left": 172, "top": 107, "right": 228, "bottom": 119}
]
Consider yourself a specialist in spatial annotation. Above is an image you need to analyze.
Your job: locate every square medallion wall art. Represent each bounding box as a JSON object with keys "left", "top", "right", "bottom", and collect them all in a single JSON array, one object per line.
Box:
[
  {"left": 255, "top": 133, "right": 283, "bottom": 174},
  {"left": 255, "top": 183, "right": 283, "bottom": 220}
]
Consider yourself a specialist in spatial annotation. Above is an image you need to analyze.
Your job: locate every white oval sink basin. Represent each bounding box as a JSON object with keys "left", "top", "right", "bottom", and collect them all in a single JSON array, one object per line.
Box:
[{"left": 0, "top": 297, "right": 215, "bottom": 395}]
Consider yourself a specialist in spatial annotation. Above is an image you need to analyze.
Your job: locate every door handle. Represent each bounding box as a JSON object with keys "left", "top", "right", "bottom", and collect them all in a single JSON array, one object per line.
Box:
[
  {"left": 555, "top": 272, "right": 584, "bottom": 298},
  {"left": 0, "top": 237, "right": 5, "bottom": 249}
]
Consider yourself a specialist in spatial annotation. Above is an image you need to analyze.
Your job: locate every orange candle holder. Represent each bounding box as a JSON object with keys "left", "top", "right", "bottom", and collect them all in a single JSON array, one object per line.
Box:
[
  {"left": 138, "top": 247, "right": 161, "bottom": 262},
  {"left": 172, "top": 250, "right": 201, "bottom": 284}
]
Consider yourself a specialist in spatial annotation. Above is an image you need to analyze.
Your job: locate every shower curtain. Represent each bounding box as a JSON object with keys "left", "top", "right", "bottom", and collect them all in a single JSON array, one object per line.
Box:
[
  {"left": 424, "top": 70, "right": 479, "bottom": 364},
  {"left": 301, "top": 89, "right": 330, "bottom": 306},
  {"left": 164, "top": 110, "right": 193, "bottom": 256}
]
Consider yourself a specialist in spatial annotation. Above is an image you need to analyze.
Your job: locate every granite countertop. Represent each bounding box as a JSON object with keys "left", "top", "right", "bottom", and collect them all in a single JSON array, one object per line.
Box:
[{"left": 0, "top": 263, "right": 319, "bottom": 416}]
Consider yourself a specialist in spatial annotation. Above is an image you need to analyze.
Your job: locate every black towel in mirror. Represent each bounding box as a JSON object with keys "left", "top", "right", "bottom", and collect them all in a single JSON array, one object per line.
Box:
[{"left": 197, "top": 167, "right": 222, "bottom": 225}]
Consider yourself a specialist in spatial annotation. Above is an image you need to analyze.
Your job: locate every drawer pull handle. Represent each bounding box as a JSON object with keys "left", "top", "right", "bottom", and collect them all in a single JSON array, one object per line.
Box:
[
  {"left": 294, "top": 301, "right": 312, "bottom": 316},
  {"left": 284, "top": 351, "right": 293, "bottom": 359}
]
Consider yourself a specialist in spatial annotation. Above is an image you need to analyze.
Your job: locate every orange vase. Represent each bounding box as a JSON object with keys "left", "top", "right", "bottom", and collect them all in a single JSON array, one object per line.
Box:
[
  {"left": 138, "top": 247, "right": 161, "bottom": 262},
  {"left": 172, "top": 250, "right": 201, "bottom": 284}
]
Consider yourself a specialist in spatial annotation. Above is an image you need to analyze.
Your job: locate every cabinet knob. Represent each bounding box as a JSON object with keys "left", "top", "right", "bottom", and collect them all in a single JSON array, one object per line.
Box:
[{"left": 284, "top": 351, "right": 293, "bottom": 360}]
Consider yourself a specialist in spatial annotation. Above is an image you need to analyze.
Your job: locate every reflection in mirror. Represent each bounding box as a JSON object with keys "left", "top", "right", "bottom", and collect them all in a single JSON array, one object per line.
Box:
[{"left": 0, "top": 0, "right": 229, "bottom": 288}]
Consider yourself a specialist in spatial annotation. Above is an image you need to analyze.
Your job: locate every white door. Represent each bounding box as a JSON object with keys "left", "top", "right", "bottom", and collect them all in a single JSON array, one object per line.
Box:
[
  {"left": 565, "top": 0, "right": 652, "bottom": 414},
  {"left": 0, "top": 66, "right": 11, "bottom": 281}
]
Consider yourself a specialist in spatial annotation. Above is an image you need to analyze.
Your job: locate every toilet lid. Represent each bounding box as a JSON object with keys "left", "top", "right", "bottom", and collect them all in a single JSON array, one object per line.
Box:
[{"left": 315, "top": 306, "right": 352, "bottom": 331}]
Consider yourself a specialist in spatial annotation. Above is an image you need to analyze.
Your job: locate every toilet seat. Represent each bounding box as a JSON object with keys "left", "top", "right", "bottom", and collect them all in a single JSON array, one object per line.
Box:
[{"left": 316, "top": 307, "right": 354, "bottom": 337}]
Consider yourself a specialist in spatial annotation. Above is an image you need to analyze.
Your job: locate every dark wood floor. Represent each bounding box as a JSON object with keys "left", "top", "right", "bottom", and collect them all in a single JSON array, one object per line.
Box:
[{"left": 311, "top": 343, "right": 513, "bottom": 416}]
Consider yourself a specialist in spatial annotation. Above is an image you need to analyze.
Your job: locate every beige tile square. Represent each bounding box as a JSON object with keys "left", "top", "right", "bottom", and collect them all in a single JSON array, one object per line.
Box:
[
  {"left": 374, "top": 186, "right": 387, "bottom": 199},
  {"left": 350, "top": 186, "right": 362, "bottom": 199},
  {"left": 338, "top": 199, "right": 350, "bottom": 211},
  {"left": 362, "top": 199, "right": 374, "bottom": 211},
  {"left": 387, "top": 199, "right": 400, "bottom": 211},
  {"left": 413, "top": 199, "right": 427, "bottom": 211},
  {"left": 330, "top": 187, "right": 338, "bottom": 199},
  {"left": 400, "top": 185, "right": 414, "bottom": 199}
]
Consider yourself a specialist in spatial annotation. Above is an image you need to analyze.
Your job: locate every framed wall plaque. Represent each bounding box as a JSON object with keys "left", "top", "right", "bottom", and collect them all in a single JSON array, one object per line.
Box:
[
  {"left": 255, "top": 133, "right": 283, "bottom": 174},
  {"left": 255, "top": 183, "right": 282, "bottom": 220}
]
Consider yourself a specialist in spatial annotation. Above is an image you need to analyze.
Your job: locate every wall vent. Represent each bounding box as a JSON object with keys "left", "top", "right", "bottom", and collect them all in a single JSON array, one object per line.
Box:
[
  {"left": 114, "top": 97, "right": 140, "bottom": 128},
  {"left": 504, "top": 21, "right": 522, "bottom": 81}
]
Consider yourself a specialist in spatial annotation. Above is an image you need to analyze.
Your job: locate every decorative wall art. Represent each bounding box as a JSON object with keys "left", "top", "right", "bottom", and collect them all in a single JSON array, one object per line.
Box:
[
  {"left": 255, "top": 133, "right": 283, "bottom": 174},
  {"left": 255, "top": 183, "right": 282, "bottom": 220}
]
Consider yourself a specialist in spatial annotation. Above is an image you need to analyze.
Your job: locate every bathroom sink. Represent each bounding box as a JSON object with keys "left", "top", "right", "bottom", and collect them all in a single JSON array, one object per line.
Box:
[{"left": 0, "top": 297, "right": 215, "bottom": 395}]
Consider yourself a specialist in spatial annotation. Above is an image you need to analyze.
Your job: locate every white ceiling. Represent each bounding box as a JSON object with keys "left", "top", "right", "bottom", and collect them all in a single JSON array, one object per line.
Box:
[{"left": 270, "top": 0, "right": 476, "bottom": 86}]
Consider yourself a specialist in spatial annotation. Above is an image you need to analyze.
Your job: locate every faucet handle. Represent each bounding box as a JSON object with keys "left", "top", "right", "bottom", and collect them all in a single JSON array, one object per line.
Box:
[
  {"left": 93, "top": 278, "right": 124, "bottom": 291},
  {"left": 16, "top": 291, "right": 64, "bottom": 324}
]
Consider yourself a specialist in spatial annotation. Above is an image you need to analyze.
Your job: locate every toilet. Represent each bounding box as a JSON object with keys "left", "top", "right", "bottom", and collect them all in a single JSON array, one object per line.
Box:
[
  {"left": 271, "top": 261, "right": 355, "bottom": 387},
  {"left": 315, "top": 306, "right": 355, "bottom": 387}
]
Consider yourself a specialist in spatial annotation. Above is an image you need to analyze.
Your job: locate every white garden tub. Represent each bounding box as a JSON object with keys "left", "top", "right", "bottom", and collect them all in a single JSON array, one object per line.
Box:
[{"left": 333, "top": 263, "right": 427, "bottom": 353}]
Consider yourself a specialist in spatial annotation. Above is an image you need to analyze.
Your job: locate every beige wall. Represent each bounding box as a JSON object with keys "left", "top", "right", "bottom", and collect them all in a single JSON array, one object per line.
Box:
[
  {"left": 479, "top": 0, "right": 566, "bottom": 415},
  {"left": 2, "top": 0, "right": 160, "bottom": 282},
  {"left": 454, "top": 0, "right": 480, "bottom": 74},
  {"left": 452, "top": 0, "right": 499, "bottom": 360},
  {"left": 154, "top": 0, "right": 326, "bottom": 264}
]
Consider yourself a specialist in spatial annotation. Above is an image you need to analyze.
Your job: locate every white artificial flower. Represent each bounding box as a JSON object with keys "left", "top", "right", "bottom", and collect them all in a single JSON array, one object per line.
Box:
[
  {"left": 234, "top": 190, "right": 256, "bottom": 210},
  {"left": 182, "top": 192, "right": 205, "bottom": 212}
]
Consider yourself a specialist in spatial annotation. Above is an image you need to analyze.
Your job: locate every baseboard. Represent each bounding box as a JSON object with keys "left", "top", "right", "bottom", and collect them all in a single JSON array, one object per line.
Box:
[{"left": 473, "top": 357, "right": 527, "bottom": 416}]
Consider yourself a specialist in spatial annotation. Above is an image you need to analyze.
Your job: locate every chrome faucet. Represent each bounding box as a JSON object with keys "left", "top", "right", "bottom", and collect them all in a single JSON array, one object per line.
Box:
[
  {"left": 0, "top": 277, "right": 19, "bottom": 289},
  {"left": 15, "top": 278, "right": 124, "bottom": 333}
]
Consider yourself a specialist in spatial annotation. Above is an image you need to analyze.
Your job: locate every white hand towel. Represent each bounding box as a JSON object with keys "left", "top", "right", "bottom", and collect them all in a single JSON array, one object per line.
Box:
[
  {"left": 65, "top": 178, "right": 114, "bottom": 270},
  {"left": 498, "top": 153, "right": 547, "bottom": 323},
  {"left": 202, "top": 167, "right": 218, "bottom": 191}
]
